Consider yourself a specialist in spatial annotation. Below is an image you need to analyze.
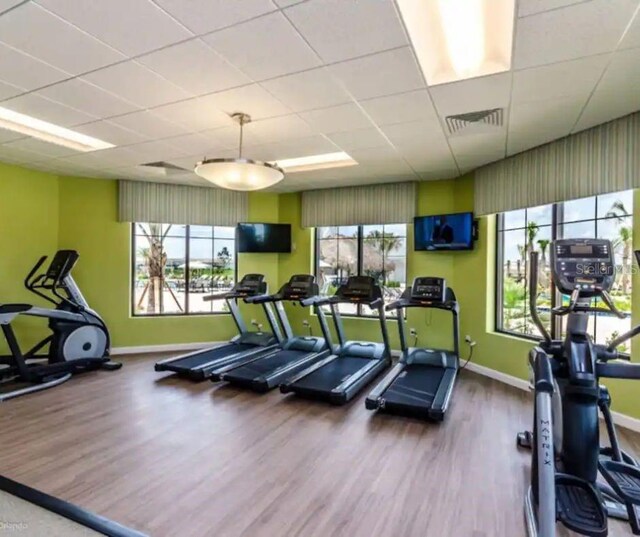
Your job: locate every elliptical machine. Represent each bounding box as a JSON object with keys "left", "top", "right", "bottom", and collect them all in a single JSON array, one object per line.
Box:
[
  {"left": 521, "top": 238, "right": 640, "bottom": 536},
  {"left": 0, "top": 250, "right": 120, "bottom": 401}
]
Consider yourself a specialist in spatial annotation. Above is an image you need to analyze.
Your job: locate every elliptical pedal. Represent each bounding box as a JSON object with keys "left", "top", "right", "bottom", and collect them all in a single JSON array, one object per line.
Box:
[
  {"left": 556, "top": 474, "right": 607, "bottom": 537},
  {"left": 599, "top": 459, "right": 640, "bottom": 505}
]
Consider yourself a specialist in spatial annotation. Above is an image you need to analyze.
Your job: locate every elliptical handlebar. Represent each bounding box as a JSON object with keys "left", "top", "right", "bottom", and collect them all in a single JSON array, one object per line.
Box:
[
  {"left": 528, "top": 251, "right": 552, "bottom": 344},
  {"left": 24, "top": 256, "right": 48, "bottom": 290}
]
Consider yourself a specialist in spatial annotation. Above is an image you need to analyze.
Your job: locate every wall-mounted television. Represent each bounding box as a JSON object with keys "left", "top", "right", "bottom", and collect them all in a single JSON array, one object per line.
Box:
[
  {"left": 414, "top": 212, "right": 475, "bottom": 251},
  {"left": 237, "top": 223, "right": 291, "bottom": 253}
]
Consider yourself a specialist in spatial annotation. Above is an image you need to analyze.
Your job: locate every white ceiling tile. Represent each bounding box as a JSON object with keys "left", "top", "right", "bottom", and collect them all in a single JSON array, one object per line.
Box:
[
  {"left": 244, "top": 115, "right": 316, "bottom": 144},
  {"left": 108, "top": 110, "right": 189, "bottom": 139},
  {"left": 0, "top": 3, "right": 124, "bottom": 74},
  {"left": 0, "top": 43, "right": 69, "bottom": 91},
  {"left": 0, "top": 143, "right": 49, "bottom": 164},
  {"left": 138, "top": 39, "right": 250, "bottom": 96},
  {"left": 260, "top": 68, "right": 352, "bottom": 113},
  {"left": 512, "top": 55, "right": 609, "bottom": 104},
  {"left": 153, "top": 0, "right": 277, "bottom": 35},
  {"left": 244, "top": 135, "right": 339, "bottom": 161},
  {"left": 198, "top": 84, "right": 291, "bottom": 120},
  {"left": 284, "top": 0, "right": 407, "bottom": 63},
  {"left": 403, "top": 150, "right": 458, "bottom": 173},
  {"left": 299, "top": 103, "right": 374, "bottom": 133},
  {"left": 2, "top": 93, "right": 98, "bottom": 126},
  {"left": 429, "top": 73, "right": 512, "bottom": 117},
  {"left": 359, "top": 89, "right": 440, "bottom": 127},
  {"left": 121, "top": 139, "right": 189, "bottom": 163},
  {"left": 419, "top": 169, "right": 460, "bottom": 181},
  {"left": 619, "top": 7, "right": 640, "bottom": 49},
  {"left": 35, "top": 0, "right": 193, "bottom": 56},
  {"left": 203, "top": 12, "right": 321, "bottom": 81},
  {"left": 509, "top": 95, "right": 586, "bottom": 133},
  {"left": 3, "top": 136, "right": 78, "bottom": 158},
  {"left": 37, "top": 79, "right": 139, "bottom": 118},
  {"left": 381, "top": 120, "right": 448, "bottom": 148},
  {"left": 507, "top": 129, "right": 566, "bottom": 155},
  {"left": 150, "top": 98, "right": 233, "bottom": 132},
  {"left": 329, "top": 47, "right": 424, "bottom": 101},
  {"left": 60, "top": 146, "right": 143, "bottom": 169},
  {"left": 161, "top": 133, "right": 216, "bottom": 156},
  {"left": 514, "top": 0, "right": 638, "bottom": 69},
  {"left": 83, "top": 61, "right": 191, "bottom": 108},
  {"left": 0, "top": 0, "right": 23, "bottom": 13},
  {"left": 574, "top": 47, "right": 640, "bottom": 132},
  {"left": 327, "top": 128, "right": 390, "bottom": 151},
  {"left": 274, "top": 0, "right": 304, "bottom": 6},
  {"left": 0, "top": 128, "right": 24, "bottom": 144},
  {"left": 448, "top": 133, "right": 507, "bottom": 169},
  {"left": 74, "top": 120, "right": 148, "bottom": 147},
  {"left": 518, "top": 0, "right": 591, "bottom": 17},
  {"left": 0, "top": 79, "right": 23, "bottom": 101}
]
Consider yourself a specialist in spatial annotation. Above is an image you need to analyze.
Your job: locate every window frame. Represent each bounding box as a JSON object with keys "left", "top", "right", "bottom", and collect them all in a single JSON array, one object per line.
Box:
[
  {"left": 130, "top": 223, "right": 238, "bottom": 317},
  {"left": 495, "top": 196, "right": 633, "bottom": 351},
  {"left": 314, "top": 224, "right": 408, "bottom": 318}
]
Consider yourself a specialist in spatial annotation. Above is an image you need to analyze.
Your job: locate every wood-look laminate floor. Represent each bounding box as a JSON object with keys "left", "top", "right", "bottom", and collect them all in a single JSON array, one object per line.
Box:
[{"left": 0, "top": 354, "right": 638, "bottom": 537}]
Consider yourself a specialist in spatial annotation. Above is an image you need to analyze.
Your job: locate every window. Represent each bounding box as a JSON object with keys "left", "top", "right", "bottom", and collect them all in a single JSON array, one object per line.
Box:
[
  {"left": 132, "top": 223, "right": 236, "bottom": 316},
  {"left": 315, "top": 224, "right": 407, "bottom": 316},
  {"left": 496, "top": 190, "right": 633, "bottom": 351}
]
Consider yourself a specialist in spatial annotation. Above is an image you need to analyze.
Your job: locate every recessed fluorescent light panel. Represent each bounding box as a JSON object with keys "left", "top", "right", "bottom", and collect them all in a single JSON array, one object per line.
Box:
[
  {"left": 273, "top": 152, "right": 357, "bottom": 173},
  {"left": 396, "top": 0, "right": 515, "bottom": 86},
  {"left": 0, "top": 106, "right": 114, "bottom": 152}
]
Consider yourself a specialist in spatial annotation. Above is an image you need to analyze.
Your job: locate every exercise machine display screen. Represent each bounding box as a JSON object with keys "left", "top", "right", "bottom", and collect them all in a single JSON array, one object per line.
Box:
[
  {"left": 282, "top": 274, "right": 316, "bottom": 299},
  {"left": 45, "top": 250, "right": 80, "bottom": 283},
  {"left": 234, "top": 274, "right": 266, "bottom": 296},
  {"left": 552, "top": 239, "right": 615, "bottom": 296},
  {"left": 411, "top": 277, "right": 446, "bottom": 303},
  {"left": 340, "top": 276, "right": 376, "bottom": 301}
]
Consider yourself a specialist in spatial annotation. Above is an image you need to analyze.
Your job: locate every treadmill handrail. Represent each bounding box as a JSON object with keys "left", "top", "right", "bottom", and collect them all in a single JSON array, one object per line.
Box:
[{"left": 243, "top": 293, "right": 275, "bottom": 304}]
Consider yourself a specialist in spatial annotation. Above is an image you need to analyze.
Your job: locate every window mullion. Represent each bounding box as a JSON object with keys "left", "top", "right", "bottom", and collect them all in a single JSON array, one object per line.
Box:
[{"left": 185, "top": 225, "right": 190, "bottom": 315}]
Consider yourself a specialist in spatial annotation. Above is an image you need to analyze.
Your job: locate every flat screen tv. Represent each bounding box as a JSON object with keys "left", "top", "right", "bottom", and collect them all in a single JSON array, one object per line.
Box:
[
  {"left": 237, "top": 223, "right": 291, "bottom": 253},
  {"left": 414, "top": 212, "right": 475, "bottom": 251}
]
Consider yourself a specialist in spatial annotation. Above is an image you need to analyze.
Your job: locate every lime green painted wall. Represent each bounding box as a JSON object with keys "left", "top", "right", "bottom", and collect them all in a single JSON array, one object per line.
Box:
[
  {"left": 1, "top": 161, "right": 638, "bottom": 418},
  {"left": 0, "top": 162, "right": 60, "bottom": 352}
]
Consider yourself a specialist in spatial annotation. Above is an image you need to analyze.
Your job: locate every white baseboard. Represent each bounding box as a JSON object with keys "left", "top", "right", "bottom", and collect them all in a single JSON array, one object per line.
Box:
[
  {"left": 464, "top": 361, "right": 640, "bottom": 434},
  {"left": 111, "top": 341, "right": 221, "bottom": 356},
  {"left": 464, "top": 361, "right": 531, "bottom": 391}
]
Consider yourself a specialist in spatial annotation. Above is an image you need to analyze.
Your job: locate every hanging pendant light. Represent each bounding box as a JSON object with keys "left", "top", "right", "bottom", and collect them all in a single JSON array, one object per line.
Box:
[{"left": 195, "top": 112, "right": 284, "bottom": 191}]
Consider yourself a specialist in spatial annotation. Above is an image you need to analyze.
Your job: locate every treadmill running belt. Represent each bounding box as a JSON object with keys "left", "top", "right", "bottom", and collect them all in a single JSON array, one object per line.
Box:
[
  {"left": 171, "top": 343, "right": 254, "bottom": 369},
  {"left": 383, "top": 364, "right": 446, "bottom": 407},
  {"left": 226, "top": 350, "right": 304, "bottom": 380},
  {"left": 294, "top": 356, "right": 371, "bottom": 391}
]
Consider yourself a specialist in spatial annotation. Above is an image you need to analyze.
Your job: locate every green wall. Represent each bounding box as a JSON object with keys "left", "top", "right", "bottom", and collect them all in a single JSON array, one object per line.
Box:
[{"left": 0, "top": 160, "right": 638, "bottom": 418}]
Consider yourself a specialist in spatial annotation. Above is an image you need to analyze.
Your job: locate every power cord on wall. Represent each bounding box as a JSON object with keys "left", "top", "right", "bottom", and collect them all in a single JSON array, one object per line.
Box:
[{"left": 460, "top": 336, "right": 476, "bottom": 370}]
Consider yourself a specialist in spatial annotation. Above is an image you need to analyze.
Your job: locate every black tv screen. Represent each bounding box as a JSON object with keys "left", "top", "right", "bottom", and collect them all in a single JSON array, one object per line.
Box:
[
  {"left": 237, "top": 223, "right": 291, "bottom": 253},
  {"left": 414, "top": 212, "right": 474, "bottom": 251}
]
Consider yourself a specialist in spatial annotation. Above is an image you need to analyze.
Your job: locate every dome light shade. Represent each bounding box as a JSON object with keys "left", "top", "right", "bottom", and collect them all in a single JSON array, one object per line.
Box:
[
  {"left": 194, "top": 112, "right": 285, "bottom": 191},
  {"left": 195, "top": 158, "right": 284, "bottom": 191}
]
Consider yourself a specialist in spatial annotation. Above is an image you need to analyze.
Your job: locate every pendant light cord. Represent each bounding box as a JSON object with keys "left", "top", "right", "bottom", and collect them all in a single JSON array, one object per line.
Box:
[{"left": 238, "top": 118, "right": 243, "bottom": 159}]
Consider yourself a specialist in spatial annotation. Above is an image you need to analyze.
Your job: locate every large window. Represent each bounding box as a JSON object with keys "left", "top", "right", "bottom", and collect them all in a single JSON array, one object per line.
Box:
[
  {"left": 497, "top": 190, "right": 633, "bottom": 351},
  {"left": 315, "top": 224, "right": 407, "bottom": 316},
  {"left": 132, "top": 223, "right": 236, "bottom": 316}
]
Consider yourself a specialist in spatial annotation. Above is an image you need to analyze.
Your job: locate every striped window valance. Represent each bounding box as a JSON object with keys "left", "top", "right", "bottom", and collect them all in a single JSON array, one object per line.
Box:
[
  {"left": 118, "top": 180, "right": 248, "bottom": 225},
  {"left": 474, "top": 112, "right": 640, "bottom": 215},
  {"left": 301, "top": 182, "right": 417, "bottom": 228}
]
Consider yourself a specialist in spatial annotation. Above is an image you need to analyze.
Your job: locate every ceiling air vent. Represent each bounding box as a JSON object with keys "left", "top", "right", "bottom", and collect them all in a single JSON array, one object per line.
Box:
[
  {"left": 138, "top": 161, "right": 190, "bottom": 176},
  {"left": 445, "top": 108, "right": 504, "bottom": 135}
]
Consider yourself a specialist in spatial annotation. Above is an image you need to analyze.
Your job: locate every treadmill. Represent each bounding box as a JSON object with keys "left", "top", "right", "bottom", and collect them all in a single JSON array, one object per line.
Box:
[
  {"left": 154, "top": 274, "right": 282, "bottom": 380},
  {"left": 365, "top": 277, "right": 460, "bottom": 421},
  {"left": 280, "top": 276, "right": 391, "bottom": 405},
  {"left": 210, "top": 274, "right": 333, "bottom": 392}
]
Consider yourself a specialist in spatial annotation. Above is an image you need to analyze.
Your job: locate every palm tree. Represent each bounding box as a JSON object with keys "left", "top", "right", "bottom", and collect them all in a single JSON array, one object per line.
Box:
[
  {"left": 606, "top": 201, "right": 632, "bottom": 295},
  {"left": 137, "top": 223, "right": 171, "bottom": 313},
  {"left": 525, "top": 221, "right": 539, "bottom": 288},
  {"left": 365, "top": 230, "right": 402, "bottom": 282}
]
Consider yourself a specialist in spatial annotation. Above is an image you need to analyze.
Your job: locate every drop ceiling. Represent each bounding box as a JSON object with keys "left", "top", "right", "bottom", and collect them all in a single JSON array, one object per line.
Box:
[{"left": 0, "top": 0, "right": 638, "bottom": 191}]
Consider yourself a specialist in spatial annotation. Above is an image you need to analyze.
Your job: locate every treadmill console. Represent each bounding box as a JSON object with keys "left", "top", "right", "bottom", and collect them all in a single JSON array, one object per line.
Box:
[
  {"left": 281, "top": 274, "right": 318, "bottom": 300},
  {"left": 551, "top": 239, "right": 615, "bottom": 297},
  {"left": 233, "top": 274, "right": 267, "bottom": 297},
  {"left": 338, "top": 276, "right": 379, "bottom": 302},
  {"left": 411, "top": 277, "right": 446, "bottom": 303}
]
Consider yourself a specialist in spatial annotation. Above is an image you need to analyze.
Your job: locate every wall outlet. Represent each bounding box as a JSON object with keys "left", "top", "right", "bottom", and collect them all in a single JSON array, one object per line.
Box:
[{"left": 465, "top": 335, "right": 476, "bottom": 347}]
